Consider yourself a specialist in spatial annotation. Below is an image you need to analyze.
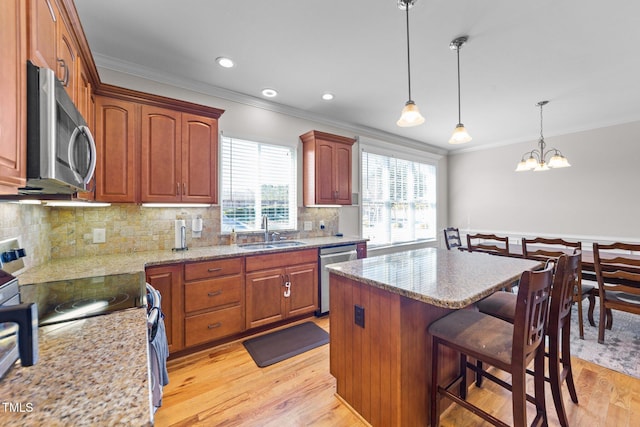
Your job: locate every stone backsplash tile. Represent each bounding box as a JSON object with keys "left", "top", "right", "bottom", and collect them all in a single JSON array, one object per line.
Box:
[
  {"left": 46, "top": 204, "right": 340, "bottom": 258},
  {"left": 0, "top": 203, "right": 50, "bottom": 271}
]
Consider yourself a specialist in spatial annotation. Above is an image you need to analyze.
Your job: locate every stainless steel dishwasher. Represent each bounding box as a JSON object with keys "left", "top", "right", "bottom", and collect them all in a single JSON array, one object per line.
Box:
[{"left": 318, "top": 244, "right": 358, "bottom": 315}]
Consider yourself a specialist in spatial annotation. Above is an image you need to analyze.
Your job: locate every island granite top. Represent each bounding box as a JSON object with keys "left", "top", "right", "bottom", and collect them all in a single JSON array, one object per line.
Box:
[{"left": 325, "top": 247, "right": 542, "bottom": 308}]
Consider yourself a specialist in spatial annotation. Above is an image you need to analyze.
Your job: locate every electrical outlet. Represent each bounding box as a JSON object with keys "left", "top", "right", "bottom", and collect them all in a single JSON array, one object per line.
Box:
[
  {"left": 304, "top": 221, "right": 313, "bottom": 231},
  {"left": 319, "top": 220, "right": 325, "bottom": 230},
  {"left": 354, "top": 305, "right": 365, "bottom": 328},
  {"left": 93, "top": 228, "right": 106, "bottom": 244}
]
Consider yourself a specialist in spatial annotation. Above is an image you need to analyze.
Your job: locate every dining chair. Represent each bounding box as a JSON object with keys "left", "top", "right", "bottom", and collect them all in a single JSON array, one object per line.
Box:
[
  {"left": 522, "top": 237, "right": 596, "bottom": 339},
  {"left": 443, "top": 227, "right": 463, "bottom": 250},
  {"left": 592, "top": 241, "right": 640, "bottom": 344},
  {"left": 466, "top": 233, "right": 510, "bottom": 256},
  {"left": 428, "top": 264, "right": 553, "bottom": 427},
  {"left": 476, "top": 253, "right": 580, "bottom": 427}
]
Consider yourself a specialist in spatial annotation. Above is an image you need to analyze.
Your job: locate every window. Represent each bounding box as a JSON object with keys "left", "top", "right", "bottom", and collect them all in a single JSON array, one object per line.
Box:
[
  {"left": 221, "top": 136, "right": 296, "bottom": 232},
  {"left": 361, "top": 150, "right": 436, "bottom": 246}
]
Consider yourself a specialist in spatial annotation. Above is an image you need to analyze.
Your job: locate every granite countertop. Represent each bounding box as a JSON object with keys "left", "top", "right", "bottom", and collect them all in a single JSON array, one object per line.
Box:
[
  {"left": 0, "top": 308, "right": 151, "bottom": 426},
  {"left": 17, "top": 236, "right": 366, "bottom": 285},
  {"left": 326, "top": 247, "right": 542, "bottom": 309}
]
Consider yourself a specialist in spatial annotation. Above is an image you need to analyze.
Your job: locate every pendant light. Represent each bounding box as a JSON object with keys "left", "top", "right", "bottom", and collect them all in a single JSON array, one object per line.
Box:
[
  {"left": 396, "top": 0, "right": 425, "bottom": 127},
  {"left": 448, "top": 36, "right": 472, "bottom": 144},
  {"left": 515, "top": 100, "right": 571, "bottom": 172}
]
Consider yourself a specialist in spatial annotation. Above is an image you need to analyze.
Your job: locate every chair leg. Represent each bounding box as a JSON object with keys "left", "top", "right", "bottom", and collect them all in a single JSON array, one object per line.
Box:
[
  {"left": 430, "top": 337, "right": 440, "bottom": 427},
  {"left": 598, "top": 300, "right": 606, "bottom": 344},
  {"left": 587, "top": 294, "right": 596, "bottom": 327},
  {"left": 549, "top": 327, "right": 569, "bottom": 427},
  {"left": 562, "top": 326, "right": 578, "bottom": 404},
  {"left": 576, "top": 298, "right": 585, "bottom": 339},
  {"left": 512, "top": 364, "right": 528, "bottom": 427},
  {"left": 460, "top": 353, "right": 468, "bottom": 400},
  {"left": 533, "top": 348, "right": 548, "bottom": 427},
  {"left": 606, "top": 308, "right": 613, "bottom": 330},
  {"left": 476, "top": 360, "right": 484, "bottom": 387}
]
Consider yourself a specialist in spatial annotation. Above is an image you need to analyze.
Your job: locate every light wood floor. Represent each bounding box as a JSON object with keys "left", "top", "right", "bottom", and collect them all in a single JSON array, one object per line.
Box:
[{"left": 155, "top": 316, "right": 640, "bottom": 426}]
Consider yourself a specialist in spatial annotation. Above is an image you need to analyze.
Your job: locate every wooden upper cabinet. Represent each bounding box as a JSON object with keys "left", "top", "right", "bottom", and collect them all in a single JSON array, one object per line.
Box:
[
  {"left": 28, "top": 0, "right": 58, "bottom": 71},
  {"left": 141, "top": 105, "right": 182, "bottom": 203},
  {"left": 0, "top": 0, "right": 27, "bottom": 194},
  {"left": 181, "top": 114, "right": 218, "bottom": 203},
  {"left": 300, "top": 130, "right": 356, "bottom": 206},
  {"left": 94, "top": 96, "right": 138, "bottom": 202},
  {"left": 56, "top": 12, "right": 77, "bottom": 101},
  {"left": 141, "top": 107, "right": 218, "bottom": 203}
]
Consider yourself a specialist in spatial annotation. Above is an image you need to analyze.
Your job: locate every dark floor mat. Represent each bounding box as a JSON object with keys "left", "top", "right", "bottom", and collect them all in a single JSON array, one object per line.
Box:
[{"left": 243, "top": 322, "right": 329, "bottom": 367}]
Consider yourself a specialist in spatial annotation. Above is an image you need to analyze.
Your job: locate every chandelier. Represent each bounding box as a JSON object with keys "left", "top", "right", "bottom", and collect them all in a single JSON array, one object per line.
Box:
[{"left": 515, "top": 100, "right": 571, "bottom": 172}]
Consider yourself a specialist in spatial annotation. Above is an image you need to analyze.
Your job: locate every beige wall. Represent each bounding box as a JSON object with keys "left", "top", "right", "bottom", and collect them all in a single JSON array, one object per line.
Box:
[{"left": 448, "top": 120, "right": 640, "bottom": 243}]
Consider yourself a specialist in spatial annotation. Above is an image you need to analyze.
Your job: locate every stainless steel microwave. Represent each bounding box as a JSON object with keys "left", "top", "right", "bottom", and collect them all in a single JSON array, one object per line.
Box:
[{"left": 22, "top": 61, "right": 96, "bottom": 195}]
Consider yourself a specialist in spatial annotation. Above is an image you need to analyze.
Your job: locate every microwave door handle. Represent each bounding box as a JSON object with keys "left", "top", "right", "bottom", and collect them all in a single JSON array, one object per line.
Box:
[{"left": 67, "top": 125, "right": 97, "bottom": 185}]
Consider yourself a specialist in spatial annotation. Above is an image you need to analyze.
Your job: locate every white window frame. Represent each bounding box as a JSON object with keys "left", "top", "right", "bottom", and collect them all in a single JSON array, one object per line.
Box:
[
  {"left": 220, "top": 135, "right": 297, "bottom": 233},
  {"left": 360, "top": 146, "right": 437, "bottom": 247}
]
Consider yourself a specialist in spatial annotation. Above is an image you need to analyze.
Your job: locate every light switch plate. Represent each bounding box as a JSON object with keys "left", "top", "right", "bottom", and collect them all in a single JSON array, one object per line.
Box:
[{"left": 93, "top": 228, "right": 106, "bottom": 244}]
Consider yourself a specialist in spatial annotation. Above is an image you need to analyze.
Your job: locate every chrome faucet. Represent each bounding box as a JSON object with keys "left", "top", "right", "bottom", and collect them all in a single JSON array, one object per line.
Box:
[{"left": 261, "top": 215, "right": 269, "bottom": 242}]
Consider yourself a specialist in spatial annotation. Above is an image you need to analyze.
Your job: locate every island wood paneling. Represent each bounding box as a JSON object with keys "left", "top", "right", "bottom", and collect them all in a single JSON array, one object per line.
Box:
[{"left": 329, "top": 273, "right": 457, "bottom": 426}]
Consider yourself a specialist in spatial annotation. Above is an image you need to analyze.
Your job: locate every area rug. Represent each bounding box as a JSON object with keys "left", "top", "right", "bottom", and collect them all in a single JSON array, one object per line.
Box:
[
  {"left": 243, "top": 322, "right": 329, "bottom": 368},
  {"left": 570, "top": 302, "right": 640, "bottom": 378}
]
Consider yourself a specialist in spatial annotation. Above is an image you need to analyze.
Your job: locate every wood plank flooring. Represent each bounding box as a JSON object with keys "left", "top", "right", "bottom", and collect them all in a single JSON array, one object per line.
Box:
[{"left": 154, "top": 316, "right": 640, "bottom": 427}]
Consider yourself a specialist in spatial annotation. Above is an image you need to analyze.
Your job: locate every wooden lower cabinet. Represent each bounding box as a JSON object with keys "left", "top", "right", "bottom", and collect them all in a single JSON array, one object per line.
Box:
[
  {"left": 183, "top": 257, "right": 245, "bottom": 347},
  {"left": 145, "top": 264, "right": 184, "bottom": 353},
  {"left": 245, "top": 249, "right": 318, "bottom": 330},
  {"left": 147, "top": 250, "right": 319, "bottom": 353}
]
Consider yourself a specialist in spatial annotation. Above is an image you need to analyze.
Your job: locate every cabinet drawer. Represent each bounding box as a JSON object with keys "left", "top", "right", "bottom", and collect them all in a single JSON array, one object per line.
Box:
[
  {"left": 185, "top": 276, "right": 242, "bottom": 313},
  {"left": 185, "top": 257, "right": 243, "bottom": 281},
  {"left": 246, "top": 248, "right": 318, "bottom": 272},
  {"left": 185, "top": 305, "right": 243, "bottom": 347}
]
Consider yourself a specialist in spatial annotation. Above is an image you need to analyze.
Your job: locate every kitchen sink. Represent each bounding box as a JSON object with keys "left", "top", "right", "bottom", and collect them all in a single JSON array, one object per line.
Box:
[{"left": 238, "top": 241, "right": 306, "bottom": 250}]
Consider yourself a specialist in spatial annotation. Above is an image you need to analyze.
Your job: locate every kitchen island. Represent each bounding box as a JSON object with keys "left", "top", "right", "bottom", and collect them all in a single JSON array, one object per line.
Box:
[
  {"left": 326, "top": 248, "right": 541, "bottom": 426},
  {"left": 0, "top": 307, "right": 151, "bottom": 426}
]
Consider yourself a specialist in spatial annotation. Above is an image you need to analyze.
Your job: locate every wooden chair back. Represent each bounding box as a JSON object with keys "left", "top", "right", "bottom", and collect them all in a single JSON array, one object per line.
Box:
[
  {"left": 512, "top": 264, "right": 553, "bottom": 366},
  {"left": 466, "top": 233, "right": 509, "bottom": 255},
  {"left": 548, "top": 252, "right": 581, "bottom": 334},
  {"left": 593, "top": 242, "right": 640, "bottom": 343},
  {"left": 522, "top": 237, "right": 581, "bottom": 261},
  {"left": 443, "top": 227, "right": 462, "bottom": 250}
]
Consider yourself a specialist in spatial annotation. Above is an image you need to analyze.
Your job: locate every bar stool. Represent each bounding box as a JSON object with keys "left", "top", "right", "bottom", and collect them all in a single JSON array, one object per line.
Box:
[
  {"left": 476, "top": 252, "right": 580, "bottom": 427},
  {"left": 428, "top": 264, "right": 553, "bottom": 427}
]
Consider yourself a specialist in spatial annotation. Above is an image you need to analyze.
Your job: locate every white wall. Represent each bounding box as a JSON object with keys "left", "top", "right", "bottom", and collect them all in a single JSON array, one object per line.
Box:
[{"left": 448, "top": 120, "right": 640, "bottom": 243}]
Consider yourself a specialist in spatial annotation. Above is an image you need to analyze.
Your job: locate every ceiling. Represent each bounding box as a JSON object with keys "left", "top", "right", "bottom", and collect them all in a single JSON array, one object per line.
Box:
[{"left": 74, "top": 0, "right": 640, "bottom": 153}]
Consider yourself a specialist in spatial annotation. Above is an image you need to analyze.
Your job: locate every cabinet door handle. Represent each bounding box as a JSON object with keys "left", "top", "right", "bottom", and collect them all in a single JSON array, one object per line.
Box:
[
  {"left": 208, "top": 322, "right": 222, "bottom": 329},
  {"left": 207, "top": 290, "right": 222, "bottom": 297},
  {"left": 176, "top": 183, "right": 180, "bottom": 196},
  {"left": 207, "top": 267, "right": 222, "bottom": 273},
  {"left": 183, "top": 182, "right": 186, "bottom": 195},
  {"left": 57, "top": 58, "right": 69, "bottom": 87}
]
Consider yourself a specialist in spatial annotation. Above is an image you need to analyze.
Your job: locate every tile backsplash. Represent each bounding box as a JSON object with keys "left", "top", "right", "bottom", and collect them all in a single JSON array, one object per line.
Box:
[
  {"left": 44, "top": 204, "right": 340, "bottom": 259},
  {"left": 1, "top": 203, "right": 340, "bottom": 265},
  {"left": 0, "top": 203, "right": 50, "bottom": 271}
]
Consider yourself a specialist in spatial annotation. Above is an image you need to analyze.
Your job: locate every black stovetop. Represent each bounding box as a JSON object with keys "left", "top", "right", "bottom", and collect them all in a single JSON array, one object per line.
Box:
[{"left": 19, "top": 272, "right": 146, "bottom": 326}]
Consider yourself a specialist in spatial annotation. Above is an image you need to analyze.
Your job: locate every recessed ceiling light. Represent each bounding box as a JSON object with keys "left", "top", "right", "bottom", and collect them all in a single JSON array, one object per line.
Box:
[
  {"left": 322, "top": 93, "right": 334, "bottom": 101},
  {"left": 216, "top": 57, "right": 234, "bottom": 68},
  {"left": 261, "top": 88, "right": 278, "bottom": 97}
]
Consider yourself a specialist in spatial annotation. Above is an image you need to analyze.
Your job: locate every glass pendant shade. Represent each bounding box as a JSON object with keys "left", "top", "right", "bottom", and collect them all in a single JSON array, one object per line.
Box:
[
  {"left": 448, "top": 123, "right": 472, "bottom": 144},
  {"left": 548, "top": 153, "right": 571, "bottom": 168},
  {"left": 397, "top": 101, "right": 425, "bottom": 127},
  {"left": 533, "top": 162, "right": 550, "bottom": 172}
]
